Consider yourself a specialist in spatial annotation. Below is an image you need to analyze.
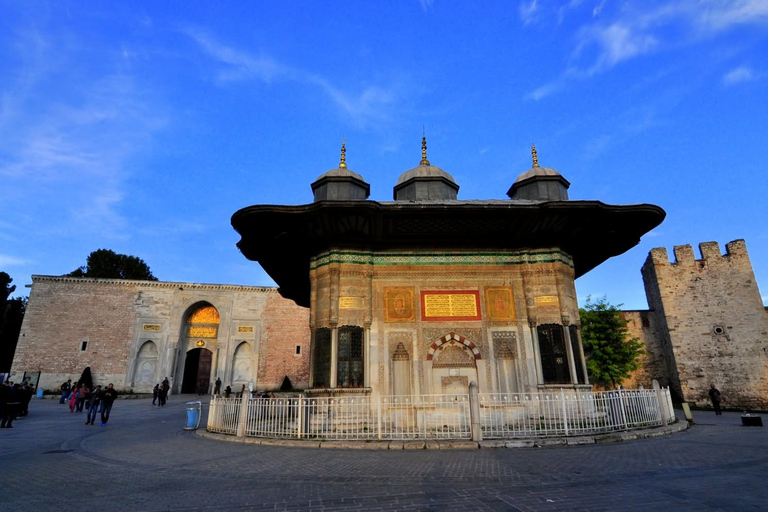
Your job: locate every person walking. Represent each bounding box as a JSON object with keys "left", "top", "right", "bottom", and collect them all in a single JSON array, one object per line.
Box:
[
  {"left": 214, "top": 377, "right": 222, "bottom": 395},
  {"left": 59, "top": 379, "right": 72, "bottom": 404},
  {"left": 69, "top": 384, "right": 80, "bottom": 413},
  {"left": 709, "top": 384, "right": 722, "bottom": 415},
  {"left": 99, "top": 383, "right": 118, "bottom": 426},
  {"left": 76, "top": 384, "right": 90, "bottom": 413},
  {"left": 1, "top": 383, "right": 20, "bottom": 428},
  {"left": 161, "top": 378, "right": 170, "bottom": 402},
  {"left": 152, "top": 384, "right": 159, "bottom": 405},
  {"left": 0, "top": 381, "right": 11, "bottom": 428},
  {"left": 86, "top": 385, "right": 102, "bottom": 425}
]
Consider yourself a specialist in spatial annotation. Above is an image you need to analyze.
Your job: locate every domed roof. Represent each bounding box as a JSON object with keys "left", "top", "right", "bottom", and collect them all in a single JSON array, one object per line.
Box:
[
  {"left": 513, "top": 164, "right": 565, "bottom": 184},
  {"left": 507, "top": 145, "right": 570, "bottom": 201},
  {"left": 315, "top": 166, "right": 367, "bottom": 183},
  {"left": 393, "top": 136, "right": 459, "bottom": 201},
  {"left": 311, "top": 142, "right": 370, "bottom": 201},
  {"left": 396, "top": 163, "right": 457, "bottom": 185}
]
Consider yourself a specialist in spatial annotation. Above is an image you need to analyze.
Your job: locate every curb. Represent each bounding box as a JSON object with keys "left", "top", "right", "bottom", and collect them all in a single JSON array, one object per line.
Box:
[{"left": 195, "top": 420, "right": 689, "bottom": 450}]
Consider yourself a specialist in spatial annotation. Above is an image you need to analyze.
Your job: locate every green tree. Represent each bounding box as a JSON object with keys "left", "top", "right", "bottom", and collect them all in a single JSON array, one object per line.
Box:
[
  {"left": 1, "top": 272, "right": 16, "bottom": 313},
  {"left": 0, "top": 272, "right": 26, "bottom": 373},
  {"left": 579, "top": 296, "right": 644, "bottom": 389},
  {"left": 67, "top": 249, "right": 158, "bottom": 281}
]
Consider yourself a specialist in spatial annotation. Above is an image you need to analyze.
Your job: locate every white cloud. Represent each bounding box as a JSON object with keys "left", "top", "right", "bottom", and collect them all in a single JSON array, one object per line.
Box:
[
  {"left": 525, "top": 1, "right": 768, "bottom": 100},
  {"left": 525, "top": 80, "right": 564, "bottom": 101},
  {"left": 0, "top": 28, "right": 168, "bottom": 238},
  {"left": 696, "top": 0, "right": 768, "bottom": 32},
  {"left": 722, "top": 65, "right": 755, "bottom": 85},
  {"left": 419, "top": 0, "right": 435, "bottom": 12},
  {"left": 181, "top": 26, "right": 289, "bottom": 84},
  {"left": 519, "top": 0, "right": 539, "bottom": 26},
  {"left": 182, "top": 27, "right": 399, "bottom": 126},
  {"left": 0, "top": 254, "right": 29, "bottom": 267},
  {"left": 576, "top": 22, "right": 658, "bottom": 74}
]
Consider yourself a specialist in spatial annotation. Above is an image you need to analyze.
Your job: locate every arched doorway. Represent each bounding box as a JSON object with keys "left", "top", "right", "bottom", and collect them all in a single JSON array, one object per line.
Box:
[
  {"left": 178, "top": 303, "right": 220, "bottom": 393},
  {"left": 182, "top": 348, "right": 213, "bottom": 394}
]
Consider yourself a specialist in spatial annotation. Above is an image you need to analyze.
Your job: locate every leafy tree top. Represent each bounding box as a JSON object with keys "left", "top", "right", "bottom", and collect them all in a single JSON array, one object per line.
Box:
[
  {"left": 67, "top": 249, "right": 158, "bottom": 281},
  {"left": 579, "top": 295, "right": 644, "bottom": 389}
]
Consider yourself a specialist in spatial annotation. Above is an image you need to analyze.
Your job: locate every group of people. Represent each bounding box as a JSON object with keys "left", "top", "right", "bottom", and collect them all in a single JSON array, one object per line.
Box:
[
  {"left": 151, "top": 377, "right": 171, "bottom": 406},
  {"left": 0, "top": 380, "right": 36, "bottom": 428},
  {"left": 59, "top": 378, "right": 118, "bottom": 426}
]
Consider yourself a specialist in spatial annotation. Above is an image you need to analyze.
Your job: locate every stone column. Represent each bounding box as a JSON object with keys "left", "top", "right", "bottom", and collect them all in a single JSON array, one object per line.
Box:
[
  {"left": 562, "top": 316, "right": 578, "bottom": 385},
  {"left": 330, "top": 327, "right": 338, "bottom": 388},
  {"left": 529, "top": 320, "right": 543, "bottom": 386}
]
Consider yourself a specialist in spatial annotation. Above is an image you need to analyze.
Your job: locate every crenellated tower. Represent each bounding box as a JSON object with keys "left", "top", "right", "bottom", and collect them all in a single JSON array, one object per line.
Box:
[{"left": 641, "top": 240, "right": 768, "bottom": 409}]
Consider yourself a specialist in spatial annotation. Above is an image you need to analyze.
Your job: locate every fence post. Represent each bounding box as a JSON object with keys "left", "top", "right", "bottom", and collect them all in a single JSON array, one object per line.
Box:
[
  {"left": 207, "top": 396, "right": 215, "bottom": 431},
  {"left": 618, "top": 388, "right": 628, "bottom": 429},
  {"left": 236, "top": 391, "right": 249, "bottom": 437},
  {"left": 297, "top": 395, "right": 304, "bottom": 439},
  {"left": 560, "top": 389, "right": 569, "bottom": 435},
  {"left": 377, "top": 395, "right": 383, "bottom": 440},
  {"left": 652, "top": 380, "right": 666, "bottom": 424},
  {"left": 469, "top": 381, "right": 482, "bottom": 442}
]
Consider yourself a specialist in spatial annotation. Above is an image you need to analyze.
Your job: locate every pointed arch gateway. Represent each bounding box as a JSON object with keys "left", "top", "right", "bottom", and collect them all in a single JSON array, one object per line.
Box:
[
  {"left": 428, "top": 332, "right": 480, "bottom": 395},
  {"left": 179, "top": 303, "right": 220, "bottom": 394}
]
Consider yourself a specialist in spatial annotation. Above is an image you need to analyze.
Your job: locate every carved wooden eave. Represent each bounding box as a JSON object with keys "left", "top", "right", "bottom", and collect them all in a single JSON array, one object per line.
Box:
[{"left": 231, "top": 199, "right": 666, "bottom": 308}]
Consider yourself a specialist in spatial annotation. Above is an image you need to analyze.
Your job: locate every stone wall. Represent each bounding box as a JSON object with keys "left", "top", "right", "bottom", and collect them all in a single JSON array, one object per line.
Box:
[
  {"left": 640, "top": 240, "right": 768, "bottom": 409},
  {"left": 10, "top": 276, "right": 310, "bottom": 393},
  {"left": 620, "top": 310, "right": 677, "bottom": 395},
  {"left": 10, "top": 277, "right": 137, "bottom": 391}
]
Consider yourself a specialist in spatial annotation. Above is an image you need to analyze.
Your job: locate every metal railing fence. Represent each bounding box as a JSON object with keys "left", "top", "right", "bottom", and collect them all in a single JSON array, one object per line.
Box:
[{"left": 206, "top": 388, "right": 674, "bottom": 441}]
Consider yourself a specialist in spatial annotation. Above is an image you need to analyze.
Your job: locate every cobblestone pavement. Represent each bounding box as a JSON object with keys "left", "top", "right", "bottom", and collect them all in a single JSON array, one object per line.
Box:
[{"left": 2, "top": 396, "right": 766, "bottom": 511}]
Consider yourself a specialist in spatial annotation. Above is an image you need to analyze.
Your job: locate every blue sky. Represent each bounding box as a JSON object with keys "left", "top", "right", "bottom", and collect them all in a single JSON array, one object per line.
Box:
[{"left": 1, "top": 1, "right": 767, "bottom": 309}]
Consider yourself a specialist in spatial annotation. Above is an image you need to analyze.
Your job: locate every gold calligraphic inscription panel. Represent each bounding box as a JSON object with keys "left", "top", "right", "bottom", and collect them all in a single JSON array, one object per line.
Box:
[
  {"left": 189, "top": 326, "right": 218, "bottom": 338},
  {"left": 142, "top": 324, "right": 161, "bottom": 332},
  {"left": 237, "top": 326, "right": 254, "bottom": 333},
  {"left": 534, "top": 295, "right": 559, "bottom": 306},
  {"left": 384, "top": 288, "right": 415, "bottom": 322},
  {"left": 339, "top": 296, "right": 365, "bottom": 309},
  {"left": 485, "top": 287, "right": 516, "bottom": 321},
  {"left": 421, "top": 291, "right": 481, "bottom": 321}
]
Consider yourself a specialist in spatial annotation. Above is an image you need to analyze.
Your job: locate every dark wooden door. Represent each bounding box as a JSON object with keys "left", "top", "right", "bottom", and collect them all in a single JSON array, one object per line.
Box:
[{"left": 198, "top": 349, "right": 212, "bottom": 393}]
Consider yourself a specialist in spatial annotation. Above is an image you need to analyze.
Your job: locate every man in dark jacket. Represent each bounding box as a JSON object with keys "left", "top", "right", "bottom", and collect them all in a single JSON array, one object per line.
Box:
[
  {"left": 1, "top": 382, "right": 20, "bottom": 428},
  {"left": 86, "top": 385, "right": 102, "bottom": 425},
  {"left": 709, "top": 384, "right": 722, "bottom": 415},
  {"left": 60, "top": 379, "right": 71, "bottom": 404},
  {"left": 100, "top": 383, "right": 118, "bottom": 426}
]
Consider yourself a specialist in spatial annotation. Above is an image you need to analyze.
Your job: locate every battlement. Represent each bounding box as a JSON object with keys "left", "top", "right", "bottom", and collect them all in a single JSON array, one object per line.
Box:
[{"left": 646, "top": 239, "right": 749, "bottom": 267}]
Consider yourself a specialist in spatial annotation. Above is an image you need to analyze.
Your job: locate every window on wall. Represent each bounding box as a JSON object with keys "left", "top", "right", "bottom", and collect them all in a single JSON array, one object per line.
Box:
[
  {"left": 80, "top": 340, "right": 88, "bottom": 351},
  {"left": 538, "top": 324, "right": 571, "bottom": 384},
  {"left": 569, "top": 325, "right": 585, "bottom": 384},
  {"left": 337, "top": 326, "right": 364, "bottom": 388},
  {"left": 312, "top": 328, "right": 332, "bottom": 388}
]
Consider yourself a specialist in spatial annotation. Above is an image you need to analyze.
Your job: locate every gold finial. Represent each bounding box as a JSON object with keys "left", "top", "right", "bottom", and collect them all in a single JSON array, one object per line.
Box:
[
  {"left": 339, "top": 138, "right": 347, "bottom": 168},
  {"left": 531, "top": 143, "right": 539, "bottom": 168},
  {"left": 420, "top": 129, "right": 430, "bottom": 165}
]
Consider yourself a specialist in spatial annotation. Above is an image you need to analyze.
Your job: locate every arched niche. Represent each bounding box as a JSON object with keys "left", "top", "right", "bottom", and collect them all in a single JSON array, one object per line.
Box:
[
  {"left": 133, "top": 340, "right": 158, "bottom": 390},
  {"left": 232, "top": 341, "right": 253, "bottom": 385}
]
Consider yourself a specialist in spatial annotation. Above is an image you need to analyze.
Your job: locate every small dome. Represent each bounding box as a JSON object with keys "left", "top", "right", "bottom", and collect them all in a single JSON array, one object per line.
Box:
[
  {"left": 393, "top": 135, "right": 460, "bottom": 201},
  {"left": 396, "top": 163, "right": 457, "bottom": 186},
  {"left": 311, "top": 142, "right": 370, "bottom": 202},
  {"left": 507, "top": 145, "right": 570, "bottom": 201},
  {"left": 513, "top": 165, "right": 564, "bottom": 184},
  {"left": 315, "top": 166, "right": 367, "bottom": 183}
]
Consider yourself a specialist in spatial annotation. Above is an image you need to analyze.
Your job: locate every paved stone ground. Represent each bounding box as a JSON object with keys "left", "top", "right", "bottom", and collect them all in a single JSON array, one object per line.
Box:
[{"left": 2, "top": 396, "right": 766, "bottom": 511}]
